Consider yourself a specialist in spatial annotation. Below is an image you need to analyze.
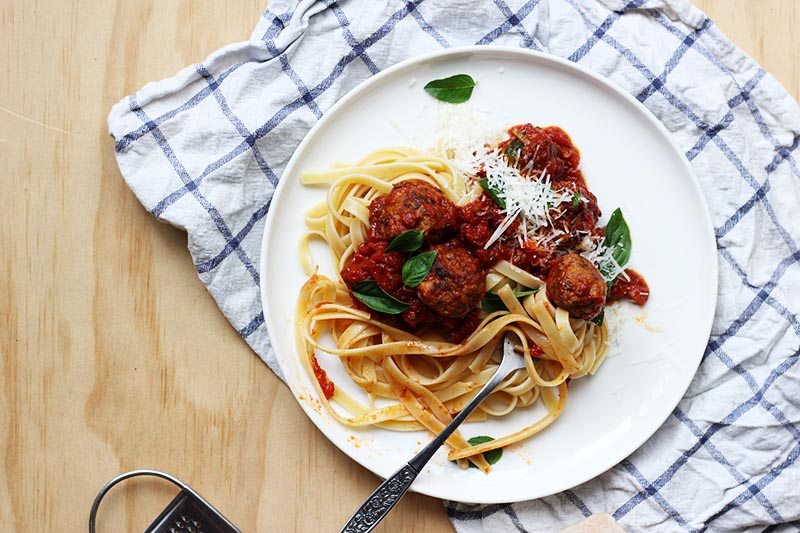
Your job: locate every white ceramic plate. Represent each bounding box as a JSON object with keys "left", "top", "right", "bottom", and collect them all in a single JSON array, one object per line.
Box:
[{"left": 260, "top": 47, "right": 717, "bottom": 504}]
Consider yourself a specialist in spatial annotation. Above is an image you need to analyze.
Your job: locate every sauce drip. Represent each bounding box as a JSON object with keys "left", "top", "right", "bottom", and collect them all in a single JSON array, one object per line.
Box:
[
  {"left": 608, "top": 269, "right": 650, "bottom": 306},
  {"left": 311, "top": 354, "right": 335, "bottom": 400}
]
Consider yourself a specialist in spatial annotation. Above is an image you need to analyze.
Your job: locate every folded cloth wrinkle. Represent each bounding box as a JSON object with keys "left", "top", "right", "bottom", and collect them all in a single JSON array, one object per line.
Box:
[{"left": 109, "top": 0, "right": 800, "bottom": 531}]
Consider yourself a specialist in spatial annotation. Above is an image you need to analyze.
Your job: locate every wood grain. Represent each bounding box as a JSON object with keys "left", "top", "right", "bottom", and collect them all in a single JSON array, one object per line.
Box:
[{"left": 0, "top": 1, "right": 796, "bottom": 531}]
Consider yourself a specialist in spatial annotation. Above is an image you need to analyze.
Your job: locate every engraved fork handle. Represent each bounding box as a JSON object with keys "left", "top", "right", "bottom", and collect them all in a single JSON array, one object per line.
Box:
[
  {"left": 340, "top": 336, "right": 525, "bottom": 533},
  {"left": 338, "top": 463, "right": 418, "bottom": 533}
]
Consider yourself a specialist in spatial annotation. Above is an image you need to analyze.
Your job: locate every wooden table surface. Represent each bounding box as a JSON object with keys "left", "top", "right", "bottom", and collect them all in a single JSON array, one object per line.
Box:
[{"left": 2, "top": 1, "right": 797, "bottom": 531}]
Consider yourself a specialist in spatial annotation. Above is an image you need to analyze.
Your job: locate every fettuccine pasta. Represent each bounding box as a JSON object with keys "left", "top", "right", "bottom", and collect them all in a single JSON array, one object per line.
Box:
[{"left": 293, "top": 123, "right": 646, "bottom": 471}]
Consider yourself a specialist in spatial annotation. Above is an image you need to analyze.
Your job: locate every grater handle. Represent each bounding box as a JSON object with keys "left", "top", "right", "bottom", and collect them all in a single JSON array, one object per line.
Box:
[{"left": 89, "top": 470, "right": 241, "bottom": 533}]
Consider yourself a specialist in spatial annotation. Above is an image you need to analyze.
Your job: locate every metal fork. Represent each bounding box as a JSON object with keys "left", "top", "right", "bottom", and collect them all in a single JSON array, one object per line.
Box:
[{"left": 340, "top": 333, "right": 527, "bottom": 533}]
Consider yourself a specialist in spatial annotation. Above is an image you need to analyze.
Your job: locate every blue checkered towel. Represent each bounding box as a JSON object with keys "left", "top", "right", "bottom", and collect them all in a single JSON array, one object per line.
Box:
[{"left": 108, "top": 0, "right": 800, "bottom": 530}]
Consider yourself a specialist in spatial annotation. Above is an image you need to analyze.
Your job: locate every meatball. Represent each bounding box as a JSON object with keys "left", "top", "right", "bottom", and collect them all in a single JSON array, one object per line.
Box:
[
  {"left": 417, "top": 244, "right": 485, "bottom": 318},
  {"left": 369, "top": 180, "right": 457, "bottom": 242},
  {"left": 502, "top": 124, "right": 579, "bottom": 182},
  {"left": 545, "top": 253, "right": 607, "bottom": 320}
]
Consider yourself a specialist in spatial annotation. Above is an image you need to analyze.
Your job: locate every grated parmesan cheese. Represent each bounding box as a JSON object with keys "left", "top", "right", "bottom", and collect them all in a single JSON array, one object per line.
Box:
[
  {"left": 602, "top": 303, "right": 629, "bottom": 348},
  {"left": 430, "top": 107, "right": 583, "bottom": 254},
  {"left": 430, "top": 104, "right": 503, "bottom": 177},
  {"left": 580, "top": 238, "right": 629, "bottom": 283},
  {"left": 468, "top": 146, "right": 571, "bottom": 249}
]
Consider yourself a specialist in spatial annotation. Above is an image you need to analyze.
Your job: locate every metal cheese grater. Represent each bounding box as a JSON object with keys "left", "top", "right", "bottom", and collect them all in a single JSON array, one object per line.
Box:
[{"left": 89, "top": 470, "right": 241, "bottom": 533}]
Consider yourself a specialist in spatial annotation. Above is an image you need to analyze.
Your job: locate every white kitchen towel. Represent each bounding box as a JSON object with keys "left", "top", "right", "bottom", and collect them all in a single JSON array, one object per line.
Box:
[{"left": 108, "top": 1, "right": 800, "bottom": 531}]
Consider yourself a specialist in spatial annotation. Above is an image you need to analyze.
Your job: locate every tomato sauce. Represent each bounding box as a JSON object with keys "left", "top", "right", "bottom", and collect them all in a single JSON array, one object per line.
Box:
[
  {"left": 311, "top": 354, "right": 335, "bottom": 400},
  {"left": 608, "top": 269, "right": 650, "bottom": 306},
  {"left": 530, "top": 343, "right": 545, "bottom": 359},
  {"left": 341, "top": 241, "right": 406, "bottom": 293},
  {"left": 457, "top": 195, "right": 517, "bottom": 269}
]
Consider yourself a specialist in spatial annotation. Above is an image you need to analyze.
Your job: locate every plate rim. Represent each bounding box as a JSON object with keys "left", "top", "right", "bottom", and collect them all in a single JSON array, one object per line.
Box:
[{"left": 259, "top": 45, "right": 719, "bottom": 503}]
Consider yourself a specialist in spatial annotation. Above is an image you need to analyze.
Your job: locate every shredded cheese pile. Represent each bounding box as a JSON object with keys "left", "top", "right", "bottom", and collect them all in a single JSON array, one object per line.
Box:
[
  {"left": 432, "top": 104, "right": 503, "bottom": 177},
  {"left": 479, "top": 148, "right": 572, "bottom": 248},
  {"left": 432, "top": 106, "right": 571, "bottom": 248},
  {"left": 433, "top": 106, "right": 623, "bottom": 280}
]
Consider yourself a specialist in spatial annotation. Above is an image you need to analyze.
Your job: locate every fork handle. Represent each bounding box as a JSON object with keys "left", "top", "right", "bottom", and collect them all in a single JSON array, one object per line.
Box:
[{"left": 340, "top": 463, "right": 418, "bottom": 533}]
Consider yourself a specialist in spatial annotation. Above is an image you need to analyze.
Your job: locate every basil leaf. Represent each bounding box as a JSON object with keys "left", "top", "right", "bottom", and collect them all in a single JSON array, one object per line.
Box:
[
  {"left": 351, "top": 280, "right": 410, "bottom": 314},
  {"left": 481, "top": 294, "right": 507, "bottom": 314},
  {"left": 591, "top": 310, "right": 604, "bottom": 326},
  {"left": 402, "top": 251, "right": 437, "bottom": 288},
  {"left": 514, "top": 289, "right": 538, "bottom": 298},
  {"left": 385, "top": 230, "right": 424, "bottom": 253},
  {"left": 572, "top": 190, "right": 582, "bottom": 207},
  {"left": 478, "top": 178, "right": 506, "bottom": 209},
  {"left": 481, "top": 289, "right": 537, "bottom": 313},
  {"left": 504, "top": 139, "right": 524, "bottom": 166},
  {"left": 423, "top": 74, "right": 477, "bottom": 103},
  {"left": 601, "top": 208, "right": 632, "bottom": 288},
  {"left": 455, "top": 436, "right": 503, "bottom": 468}
]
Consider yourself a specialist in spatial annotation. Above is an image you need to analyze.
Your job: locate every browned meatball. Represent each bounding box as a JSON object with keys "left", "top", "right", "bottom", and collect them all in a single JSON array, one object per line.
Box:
[
  {"left": 369, "top": 180, "right": 457, "bottom": 242},
  {"left": 545, "top": 253, "right": 607, "bottom": 320},
  {"left": 417, "top": 244, "right": 485, "bottom": 318}
]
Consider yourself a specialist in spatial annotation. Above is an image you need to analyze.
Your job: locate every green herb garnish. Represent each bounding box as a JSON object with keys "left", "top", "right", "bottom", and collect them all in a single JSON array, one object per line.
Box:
[
  {"left": 385, "top": 230, "right": 424, "bottom": 253},
  {"left": 481, "top": 289, "right": 538, "bottom": 313},
  {"left": 351, "top": 280, "right": 410, "bottom": 314},
  {"left": 423, "top": 74, "right": 477, "bottom": 104},
  {"left": 572, "top": 190, "right": 582, "bottom": 207},
  {"left": 591, "top": 310, "right": 605, "bottom": 326},
  {"left": 478, "top": 178, "right": 506, "bottom": 209},
  {"left": 468, "top": 436, "right": 503, "bottom": 465},
  {"left": 450, "top": 436, "right": 503, "bottom": 468},
  {"left": 600, "top": 208, "right": 632, "bottom": 290},
  {"left": 402, "top": 251, "right": 437, "bottom": 288},
  {"left": 504, "top": 138, "right": 524, "bottom": 166}
]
